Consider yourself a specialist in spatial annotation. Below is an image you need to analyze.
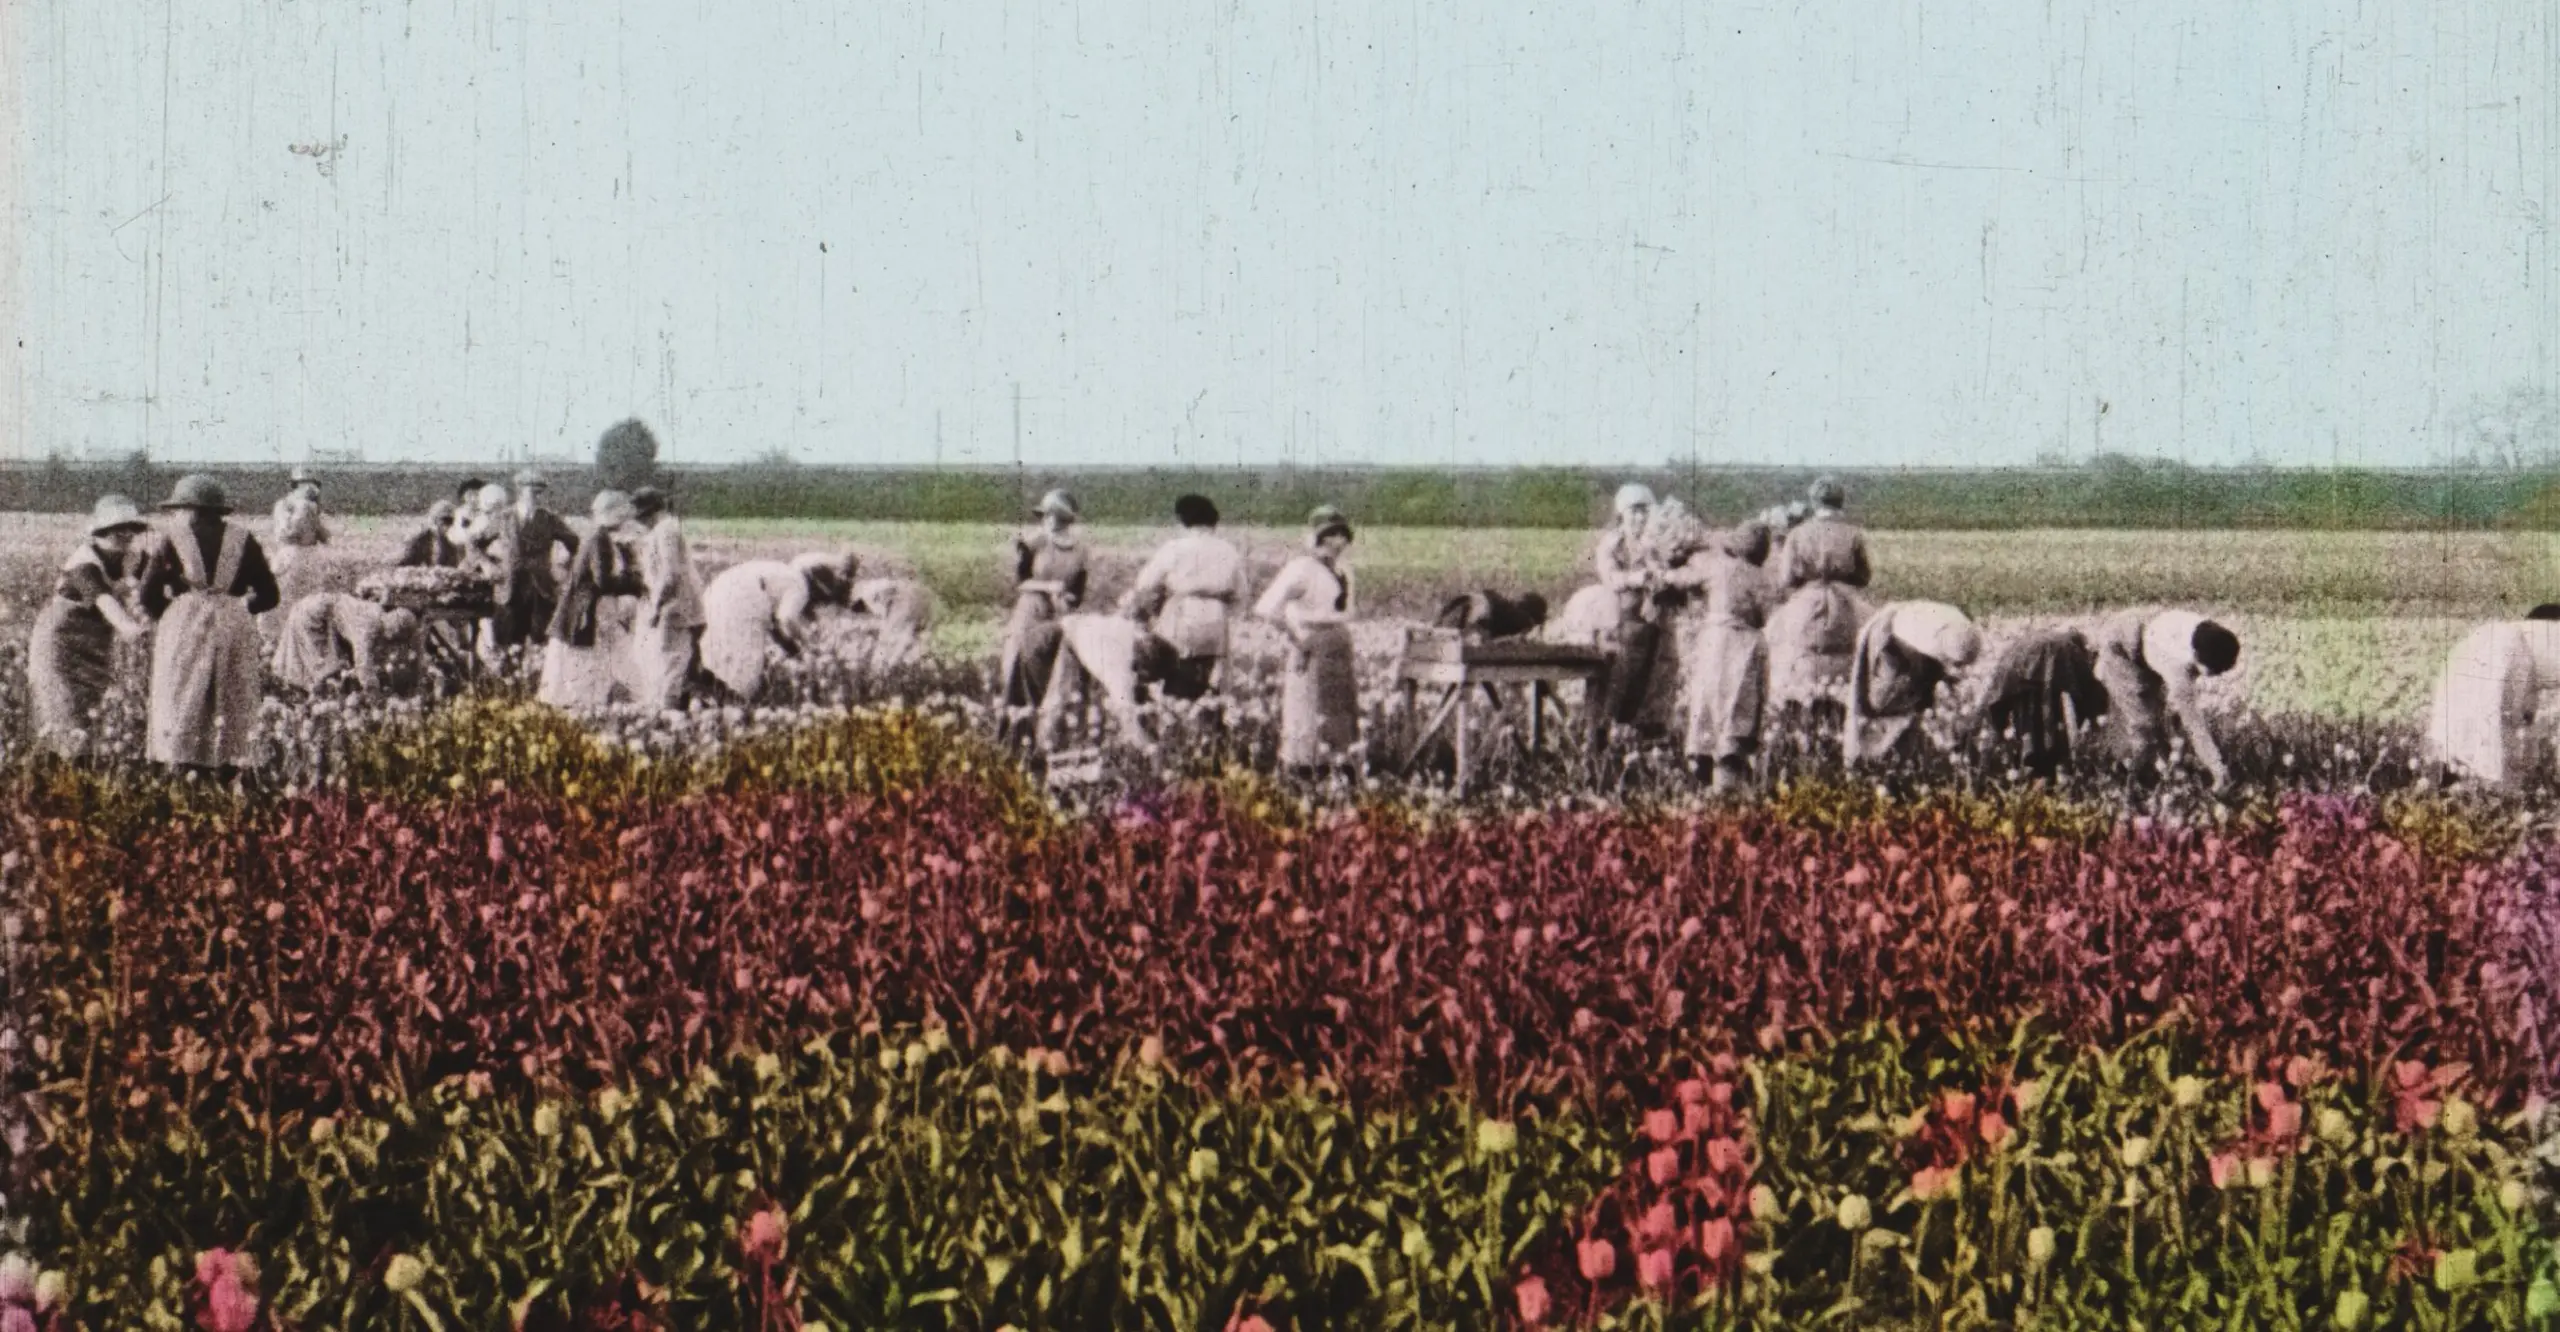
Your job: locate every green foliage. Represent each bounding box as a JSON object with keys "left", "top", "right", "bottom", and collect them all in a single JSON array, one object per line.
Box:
[{"left": 594, "top": 419, "right": 662, "bottom": 494}]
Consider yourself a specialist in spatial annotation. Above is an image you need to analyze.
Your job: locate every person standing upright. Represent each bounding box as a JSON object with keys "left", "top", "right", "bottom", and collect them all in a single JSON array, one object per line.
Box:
[
  {"left": 540, "top": 491, "right": 648, "bottom": 710},
  {"left": 265, "top": 468, "right": 331, "bottom": 645},
  {"left": 1591, "top": 483, "right": 1670, "bottom": 740},
  {"left": 629, "top": 485, "right": 707, "bottom": 711},
  {"left": 1254, "top": 505, "right": 1361, "bottom": 774},
  {"left": 137, "top": 475, "right": 279, "bottom": 776},
  {"left": 1122, "top": 494, "right": 1247, "bottom": 703},
  {"left": 26, "top": 495, "right": 152, "bottom": 759},
  {"left": 1765, "top": 475, "right": 1874, "bottom": 719},
  {"left": 1661, "top": 518, "right": 1776, "bottom": 792},
  {"left": 998, "top": 489, "right": 1092, "bottom": 716},
  {"left": 398, "top": 499, "right": 464, "bottom": 568},
  {"left": 500, "top": 469, "right": 581, "bottom": 648}
]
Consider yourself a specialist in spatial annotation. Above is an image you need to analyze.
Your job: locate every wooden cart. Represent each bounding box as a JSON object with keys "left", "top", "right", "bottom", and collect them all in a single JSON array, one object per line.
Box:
[
  {"left": 1395, "top": 629, "right": 1610, "bottom": 793},
  {"left": 356, "top": 572, "right": 498, "bottom": 683}
]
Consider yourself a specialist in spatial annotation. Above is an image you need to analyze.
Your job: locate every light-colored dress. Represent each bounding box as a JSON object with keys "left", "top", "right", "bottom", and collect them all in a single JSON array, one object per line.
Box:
[
  {"left": 1663, "top": 550, "right": 1770, "bottom": 764},
  {"left": 2422, "top": 619, "right": 2560, "bottom": 787},
  {"left": 1765, "top": 511, "right": 1873, "bottom": 709},
  {"left": 1844, "top": 601, "right": 1979, "bottom": 766},
  {"left": 630, "top": 517, "right": 707, "bottom": 710},
  {"left": 699, "top": 560, "right": 814, "bottom": 702},
  {"left": 1123, "top": 531, "right": 1248, "bottom": 664},
  {"left": 1254, "top": 554, "right": 1359, "bottom": 767},
  {"left": 270, "top": 592, "right": 397, "bottom": 693},
  {"left": 26, "top": 545, "right": 129, "bottom": 759},
  {"left": 145, "top": 524, "right": 267, "bottom": 769},
  {"left": 266, "top": 492, "right": 331, "bottom": 630},
  {"left": 1036, "top": 613, "right": 1157, "bottom": 752}
]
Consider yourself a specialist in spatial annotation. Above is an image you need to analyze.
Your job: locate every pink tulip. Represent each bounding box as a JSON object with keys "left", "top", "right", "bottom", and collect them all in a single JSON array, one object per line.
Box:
[
  {"left": 2208, "top": 1151, "right": 2240, "bottom": 1188},
  {"left": 1681, "top": 1103, "right": 1714, "bottom": 1140},
  {"left": 1940, "top": 1091, "right": 1976, "bottom": 1124},
  {"left": 1224, "top": 1317, "right": 1274, "bottom": 1332},
  {"left": 2254, "top": 1081, "right": 2288, "bottom": 1113},
  {"left": 1514, "top": 1275, "right": 1552, "bottom": 1325},
  {"left": 1636, "top": 1246, "right": 1677, "bottom": 1291},
  {"left": 741, "top": 1206, "right": 789, "bottom": 1265},
  {"left": 1911, "top": 1166, "right": 1957, "bottom": 1201},
  {"left": 1704, "top": 1137, "right": 1745, "bottom": 1175},
  {"left": 1674, "top": 1078, "right": 1709, "bottom": 1107},
  {"left": 1978, "top": 1112, "right": 2011, "bottom": 1149},
  {"left": 1637, "top": 1200, "right": 1679, "bottom": 1243},
  {"left": 194, "top": 1250, "right": 239, "bottom": 1290},
  {"left": 2264, "top": 1101, "right": 2304, "bottom": 1144},
  {"left": 1697, "top": 1216, "right": 1735, "bottom": 1262},
  {"left": 1644, "top": 1108, "right": 1681, "bottom": 1144},
  {"left": 1577, "top": 1238, "right": 1618, "bottom": 1282},
  {"left": 2, "top": 1308, "right": 33, "bottom": 1332},
  {"left": 1647, "top": 1146, "right": 1682, "bottom": 1186},
  {"left": 202, "top": 1277, "right": 260, "bottom": 1332}
]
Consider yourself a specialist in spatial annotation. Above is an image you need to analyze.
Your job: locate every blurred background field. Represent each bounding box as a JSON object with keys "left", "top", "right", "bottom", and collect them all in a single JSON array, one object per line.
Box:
[{"left": 0, "top": 514, "right": 2535, "bottom": 722}]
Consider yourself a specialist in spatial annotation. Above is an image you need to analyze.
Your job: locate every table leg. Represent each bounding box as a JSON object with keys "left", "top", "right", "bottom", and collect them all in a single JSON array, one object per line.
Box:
[{"left": 1454, "top": 688, "right": 1471, "bottom": 795}]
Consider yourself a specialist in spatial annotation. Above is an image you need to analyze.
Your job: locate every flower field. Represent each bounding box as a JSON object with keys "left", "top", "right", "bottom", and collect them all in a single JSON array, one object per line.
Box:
[
  {"left": 0, "top": 683, "right": 2554, "bottom": 1329},
  {"left": 1, "top": 519, "right": 2559, "bottom": 1327}
]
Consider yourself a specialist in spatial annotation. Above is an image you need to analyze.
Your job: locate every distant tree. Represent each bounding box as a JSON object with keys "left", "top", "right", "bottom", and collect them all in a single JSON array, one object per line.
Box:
[
  {"left": 2457, "top": 384, "right": 2559, "bottom": 471},
  {"left": 117, "top": 449, "right": 158, "bottom": 506},
  {"left": 596, "top": 419, "right": 661, "bottom": 492}
]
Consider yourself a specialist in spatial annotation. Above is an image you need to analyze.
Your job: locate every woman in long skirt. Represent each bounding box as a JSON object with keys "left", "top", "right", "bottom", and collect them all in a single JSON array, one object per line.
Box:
[
  {"left": 1253, "top": 507, "right": 1360, "bottom": 772},
  {"left": 540, "top": 491, "right": 646, "bottom": 710},
  {"left": 998, "top": 489, "right": 1092, "bottom": 715},
  {"left": 137, "top": 476, "right": 280, "bottom": 774},
  {"left": 1842, "top": 600, "right": 1981, "bottom": 769},
  {"left": 698, "top": 552, "right": 859, "bottom": 703},
  {"left": 1662, "top": 519, "right": 1774, "bottom": 792},
  {"left": 26, "top": 495, "right": 151, "bottom": 759},
  {"left": 2421, "top": 617, "right": 2560, "bottom": 788},
  {"left": 627, "top": 486, "right": 707, "bottom": 711}
]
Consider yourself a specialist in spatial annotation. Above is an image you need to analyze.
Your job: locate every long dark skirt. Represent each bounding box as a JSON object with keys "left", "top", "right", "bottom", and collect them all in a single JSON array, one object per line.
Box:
[{"left": 1978, "top": 629, "right": 2107, "bottom": 775}]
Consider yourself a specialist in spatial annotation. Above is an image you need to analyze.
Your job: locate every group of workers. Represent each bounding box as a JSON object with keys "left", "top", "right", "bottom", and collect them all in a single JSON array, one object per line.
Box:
[
  {"left": 22, "top": 464, "right": 2560, "bottom": 791},
  {"left": 20, "top": 469, "right": 873, "bottom": 773}
]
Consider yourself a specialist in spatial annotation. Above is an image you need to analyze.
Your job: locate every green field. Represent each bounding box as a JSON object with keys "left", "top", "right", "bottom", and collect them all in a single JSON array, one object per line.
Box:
[{"left": 2, "top": 514, "right": 2544, "bottom": 722}]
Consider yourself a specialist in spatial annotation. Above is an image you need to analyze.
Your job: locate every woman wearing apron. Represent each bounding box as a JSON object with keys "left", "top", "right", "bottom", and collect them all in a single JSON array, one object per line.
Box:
[
  {"left": 1254, "top": 506, "right": 1360, "bottom": 774},
  {"left": 998, "top": 489, "right": 1092, "bottom": 717},
  {"left": 26, "top": 495, "right": 151, "bottom": 759},
  {"left": 137, "top": 476, "right": 280, "bottom": 775}
]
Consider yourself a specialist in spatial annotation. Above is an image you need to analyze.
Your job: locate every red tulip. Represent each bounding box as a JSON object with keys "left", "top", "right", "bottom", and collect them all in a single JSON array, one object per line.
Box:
[
  {"left": 1697, "top": 1216, "right": 1736, "bottom": 1262},
  {"left": 1644, "top": 1108, "right": 1681, "bottom": 1144},
  {"left": 2208, "top": 1151, "right": 2240, "bottom": 1188},
  {"left": 1978, "top": 1111, "right": 2012, "bottom": 1149},
  {"left": 1577, "top": 1238, "right": 1618, "bottom": 1282},
  {"left": 741, "top": 1206, "right": 789, "bottom": 1265},
  {"left": 1911, "top": 1165, "right": 1958, "bottom": 1201},
  {"left": 2254, "top": 1081, "right": 2288, "bottom": 1113},
  {"left": 1637, "top": 1246, "right": 1677, "bottom": 1291},
  {"left": 1940, "top": 1091, "right": 1976, "bottom": 1124},
  {"left": 1637, "top": 1200, "right": 1679, "bottom": 1243},
  {"left": 201, "top": 1276, "right": 259, "bottom": 1332}
]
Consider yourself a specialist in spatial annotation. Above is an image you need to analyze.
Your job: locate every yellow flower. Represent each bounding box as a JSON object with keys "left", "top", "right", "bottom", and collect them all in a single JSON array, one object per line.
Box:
[
  {"left": 532, "top": 1103, "right": 561, "bottom": 1138},
  {"left": 1188, "top": 1148, "right": 1221, "bottom": 1183},
  {"left": 1749, "top": 1185, "right": 1782, "bottom": 1223},
  {"left": 1835, "top": 1194, "right": 1872, "bottom": 1231},
  {"left": 754, "top": 1053, "right": 783, "bottom": 1083},
  {"left": 2332, "top": 1288, "right": 2369, "bottom": 1329},
  {"left": 2500, "top": 1180, "right": 2530, "bottom": 1214},
  {"left": 902, "top": 1041, "right": 930, "bottom": 1071},
  {"left": 2026, "top": 1227, "right": 2056, "bottom": 1266},
  {"left": 923, "top": 1025, "right": 950, "bottom": 1055},
  {"left": 2170, "top": 1076, "right": 2206, "bottom": 1108},
  {"left": 1475, "top": 1119, "right": 1518, "bottom": 1155},
  {"left": 2119, "top": 1136, "right": 2152, "bottom": 1168},
  {"left": 2316, "top": 1108, "right": 2353, "bottom": 1148},
  {"left": 2442, "top": 1097, "right": 2477, "bottom": 1139},
  {"left": 383, "top": 1254, "right": 427, "bottom": 1294}
]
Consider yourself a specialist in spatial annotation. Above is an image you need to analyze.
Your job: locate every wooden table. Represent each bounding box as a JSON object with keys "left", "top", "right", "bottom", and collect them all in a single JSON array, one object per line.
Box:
[{"left": 1395, "top": 631, "right": 1611, "bottom": 793}]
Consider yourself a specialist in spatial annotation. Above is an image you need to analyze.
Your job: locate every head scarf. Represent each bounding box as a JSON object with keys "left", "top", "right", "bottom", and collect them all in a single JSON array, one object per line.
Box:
[
  {"left": 1888, "top": 601, "right": 1981, "bottom": 669},
  {"left": 1613, "top": 483, "right": 1657, "bottom": 518}
]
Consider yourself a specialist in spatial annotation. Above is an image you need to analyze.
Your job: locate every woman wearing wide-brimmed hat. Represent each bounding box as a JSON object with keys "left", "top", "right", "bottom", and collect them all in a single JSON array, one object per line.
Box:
[
  {"left": 25, "top": 495, "right": 153, "bottom": 759},
  {"left": 135, "top": 475, "right": 280, "bottom": 773},
  {"left": 998, "top": 488, "right": 1091, "bottom": 717},
  {"left": 539, "top": 490, "right": 648, "bottom": 710},
  {"left": 1253, "top": 505, "right": 1361, "bottom": 773}
]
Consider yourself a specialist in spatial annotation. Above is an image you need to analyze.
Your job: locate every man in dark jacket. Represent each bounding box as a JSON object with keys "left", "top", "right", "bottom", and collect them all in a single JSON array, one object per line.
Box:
[{"left": 497, "top": 469, "right": 581, "bottom": 646}]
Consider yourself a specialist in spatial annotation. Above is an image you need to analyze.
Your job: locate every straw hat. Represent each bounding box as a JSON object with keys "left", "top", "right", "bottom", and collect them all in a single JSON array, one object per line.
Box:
[
  {"left": 159, "top": 474, "right": 232, "bottom": 514},
  {"left": 87, "top": 494, "right": 147, "bottom": 536}
]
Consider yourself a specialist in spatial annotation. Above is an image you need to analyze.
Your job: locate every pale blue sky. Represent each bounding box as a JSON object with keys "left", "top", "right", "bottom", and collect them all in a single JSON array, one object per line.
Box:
[{"left": 3, "top": 0, "right": 2554, "bottom": 469}]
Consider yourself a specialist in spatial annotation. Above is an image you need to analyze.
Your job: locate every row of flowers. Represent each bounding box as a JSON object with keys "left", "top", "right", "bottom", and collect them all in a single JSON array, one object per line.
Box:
[{"left": 11, "top": 1025, "right": 2556, "bottom": 1329}]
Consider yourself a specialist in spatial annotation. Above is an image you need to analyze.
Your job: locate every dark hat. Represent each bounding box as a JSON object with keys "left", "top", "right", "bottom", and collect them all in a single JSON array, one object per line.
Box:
[
  {"left": 159, "top": 474, "right": 232, "bottom": 514},
  {"left": 2191, "top": 619, "right": 2241, "bottom": 675},
  {"left": 630, "top": 486, "right": 669, "bottom": 517},
  {"left": 1307, "top": 504, "right": 1353, "bottom": 544},
  {"left": 1808, "top": 475, "right": 1846, "bottom": 508},
  {"left": 1173, "top": 494, "right": 1220, "bottom": 528}
]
